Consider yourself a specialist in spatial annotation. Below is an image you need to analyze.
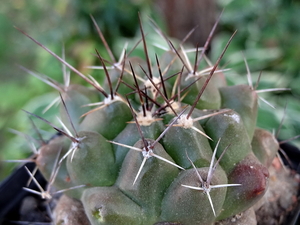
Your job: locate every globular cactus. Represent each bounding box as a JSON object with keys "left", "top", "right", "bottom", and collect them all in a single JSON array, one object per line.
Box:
[{"left": 15, "top": 16, "right": 281, "bottom": 225}]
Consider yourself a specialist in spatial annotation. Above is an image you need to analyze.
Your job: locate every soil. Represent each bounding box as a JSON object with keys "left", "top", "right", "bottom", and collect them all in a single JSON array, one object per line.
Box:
[{"left": 254, "top": 157, "right": 300, "bottom": 225}]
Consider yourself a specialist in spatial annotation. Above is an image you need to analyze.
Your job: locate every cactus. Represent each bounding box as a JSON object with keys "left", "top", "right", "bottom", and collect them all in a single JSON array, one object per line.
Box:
[{"left": 14, "top": 15, "right": 283, "bottom": 225}]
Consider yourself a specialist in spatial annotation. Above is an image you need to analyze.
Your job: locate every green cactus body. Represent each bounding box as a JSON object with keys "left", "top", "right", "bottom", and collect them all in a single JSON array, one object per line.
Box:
[
  {"left": 251, "top": 128, "right": 279, "bottom": 167},
  {"left": 116, "top": 139, "right": 180, "bottom": 224},
  {"left": 79, "top": 99, "right": 132, "bottom": 140},
  {"left": 82, "top": 186, "right": 146, "bottom": 225},
  {"left": 162, "top": 121, "right": 213, "bottom": 169},
  {"left": 181, "top": 75, "right": 221, "bottom": 110},
  {"left": 112, "top": 120, "right": 164, "bottom": 168},
  {"left": 218, "top": 152, "right": 270, "bottom": 219},
  {"left": 18, "top": 18, "right": 281, "bottom": 225},
  {"left": 66, "top": 131, "right": 117, "bottom": 187},
  {"left": 160, "top": 167, "right": 228, "bottom": 225},
  {"left": 203, "top": 110, "right": 253, "bottom": 173},
  {"left": 219, "top": 84, "right": 258, "bottom": 139},
  {"left": 59, "top": 84, "right": 100, "bottom": 131},
  {"left": 35, "top": 135, "right": 84, "bottom": 199}
]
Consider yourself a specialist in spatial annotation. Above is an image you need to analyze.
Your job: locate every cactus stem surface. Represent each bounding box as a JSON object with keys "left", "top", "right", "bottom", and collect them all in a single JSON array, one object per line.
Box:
[
  {"left": 13, "top": 15, "right": 288, "bottom": 224},
  {"left": 109, "top": 140, "right": 185, "bottom": 185},
  {"left": 81, "top": 94, "right": 125, "bottom": 118},
  {"left": 182, "top": 139, "right": 241, "bottom": 217}
]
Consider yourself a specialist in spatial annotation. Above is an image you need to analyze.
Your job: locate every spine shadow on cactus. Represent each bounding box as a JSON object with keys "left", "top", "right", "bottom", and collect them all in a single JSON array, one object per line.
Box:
[{"left": 12, "top": 13, "right": 282, "bottom": 225}]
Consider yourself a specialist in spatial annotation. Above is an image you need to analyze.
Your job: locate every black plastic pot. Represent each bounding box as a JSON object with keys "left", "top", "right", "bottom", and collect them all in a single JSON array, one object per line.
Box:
[
  {"left": 278, "top": 142, "right": 300, "bottom": 225},
  {"left": 0, "top": 162, "right": 49, "bottom": 225},
  {"left": 0, "top": 142, "right": 299, "bottom": 225}
]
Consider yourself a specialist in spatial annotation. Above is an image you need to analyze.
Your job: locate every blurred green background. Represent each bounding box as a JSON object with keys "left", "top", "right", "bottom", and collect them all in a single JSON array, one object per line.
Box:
[{"left": 0, "top": 0, "right": 299, "bottom": 180}]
